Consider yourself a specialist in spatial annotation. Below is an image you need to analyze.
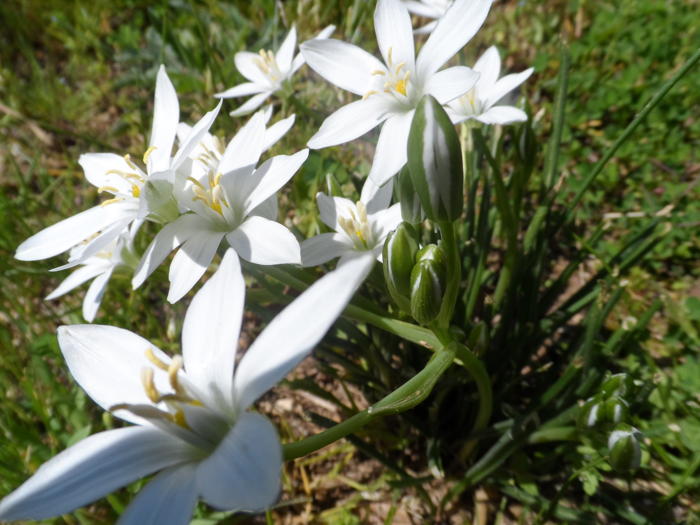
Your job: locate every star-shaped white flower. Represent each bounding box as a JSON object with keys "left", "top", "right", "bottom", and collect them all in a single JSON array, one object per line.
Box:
[
  {"left": 446, "top": 46, "right": 533, "bottom": 125},
  {"left": 402, "top": 0, "right": 453, "bottom": 34},
  {"left": 0, "top": 249, "right": 375, "bottom": 524},
  {"left": 46, "top": 233, "right": 134, "bottom": 322},
  {"left": 301, "top": 0, "right": 492, "bottom": 186},
  {"left": 216, "top": 24, "right": 336, "bottom": 116},
  {"left": 132, "top": 109, "right": 307, "bottom": 303},
  {"left": 301, "top": 178, "right": 401, "bottom": 267},
  {"left": 15, "top": 66, "right": 221, "bottom": 269}
]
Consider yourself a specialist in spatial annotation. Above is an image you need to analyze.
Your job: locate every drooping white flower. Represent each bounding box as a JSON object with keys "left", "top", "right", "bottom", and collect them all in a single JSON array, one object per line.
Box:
[
  {"left": 216, "top": 25, "right": 336, "bottom": 116},
  {"left": 132, "top": 110, "right": 307, "bottom": 303},
  {"left": 15, "top": 66, "right": 221, "bottom": 269},
  {"left": 46, "top": 233, "right": 135, "bottom": 322},
  {"left": 301, "top": 0, "right": 492, "bottom": 186},
  {"left": 301, "top": 178, "right": 401, "bottom": 267},
  {"left": 402, "top": 0, "right": 453, "bottom": 34},
  {"left": 0, "top": 249, "right": 375, "bottom": 524},
  {"left": 447, "top": 46, "right": 533, "bottom": 125}
]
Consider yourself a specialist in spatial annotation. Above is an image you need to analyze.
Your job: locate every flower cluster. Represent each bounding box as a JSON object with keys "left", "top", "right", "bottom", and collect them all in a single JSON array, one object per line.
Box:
[{"left": 5, "top": 0, "right": 533, "bottom": 521}]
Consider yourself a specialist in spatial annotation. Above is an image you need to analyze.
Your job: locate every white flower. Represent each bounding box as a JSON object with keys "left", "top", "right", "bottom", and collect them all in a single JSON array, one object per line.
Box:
[
  {"left": 301, "top": 178, "right": 401, "bottom": 267},
  {"left": 15, "top": 66, "right": 221, "bottom": 269},
  {"left": 216, "top": 24, "right": 336, "bottom": 116},
  {"left": 447, "top": 46, "right": 533, "bottom": 125},
  {"left": 46, "top": 233, "right": 133, "bottom": 322},
  {"left": 301, "top": 0, "right": 492, "bottom": 186},
  {"left": 402, "top": 0, "right": 453, "bottom": 34},
  {"left": 132, "top": 110, "right": 307, "bottom": 303},
  {"left": 0, "top": 249, "right": 375, "bottom": 524}
]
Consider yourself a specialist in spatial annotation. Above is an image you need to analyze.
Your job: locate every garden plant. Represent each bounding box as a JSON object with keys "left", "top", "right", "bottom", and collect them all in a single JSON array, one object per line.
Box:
[{"left": 1, "top": 0, "right": 699, "bottom": 523}]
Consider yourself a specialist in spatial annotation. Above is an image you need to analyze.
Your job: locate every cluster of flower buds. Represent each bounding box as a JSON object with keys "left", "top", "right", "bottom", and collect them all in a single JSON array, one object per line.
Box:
[{"left": 578, "top": 373, "right": 643, "bottom": 472}]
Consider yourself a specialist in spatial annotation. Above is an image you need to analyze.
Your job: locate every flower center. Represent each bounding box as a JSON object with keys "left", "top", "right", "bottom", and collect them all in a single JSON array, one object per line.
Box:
[
  {"left": 110, "top": 348, "right": 202, "bottom": 430},
  {"left": 338, "top": 201, "right": 373, "bottom": 251},
  {"left": 254, "top": 49, "right": 283, "bottom": 83},
  {"left": 188, "top": 170, "right": 229, "bottom": 216},
  {"left": 364, "top": 47, "right": 412, "bottom": 101},
  {"left": 456, "top": 88, "right": 483, "bottom": 116},
  {"left": 99, "top": 153, "right": 148, "bottom": 206}
]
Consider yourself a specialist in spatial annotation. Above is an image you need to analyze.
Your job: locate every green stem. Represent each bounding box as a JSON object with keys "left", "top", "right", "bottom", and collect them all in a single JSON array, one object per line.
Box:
[{"left": 283, "top": 344, "right": 457, "bottom": 460}]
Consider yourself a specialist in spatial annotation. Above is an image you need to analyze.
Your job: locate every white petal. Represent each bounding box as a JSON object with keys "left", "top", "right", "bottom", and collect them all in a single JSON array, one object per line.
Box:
[
  {"left": 307, "top": 97, "right": 389, "bottom": 149},
  {"left": 219, "top": 110, "right": 267, "bottom": 174},
  {"left": 371, "top": 202, "right": 403, "bottom": 241},
  {"left": 473, "top": 45, "right": 501, "bottom": 89},
  {"left": 375, "top": 0, "right": 415, "bottom": 70},
  {"left": 148, "top": 66, "right": 180, "bottom": 174},
  {"left": 275, "top": 26, "right": 297, "bottom": 72},
  {"left": 171, "top": 101, "right": 223, "bottom": 171},
  {"left": 226, "top": 216, "right": 300, "bottom": 266},
  {"left": 301, "top": 233, "right": 352, "bottom": 266},
  {"left": 291, "top": 24, "right": 337, "bottom": 74},
  {"left": 415, "top": 0, "right": 493, "bottom": 81},
  {"left": 413, "top": 20, "right": 439, "bottom": 35},
  {"left": 484, "top": 68, "right": 534, "bottom": 108},
  {"left": 235, "top": 51, "right": 271, "bottom": 85},
  {"left": 250, "top": 194, "right": 278, "bottom": 221},
  {"left": 233, "top": 252, "right": 375, "bottom": 410},
  {"left": 244, "top": 149, "right": 309, "bottom": 215},
  {"left": 167, "top": 230, "right": 225, "bottom": 303},
  {"left": 215, "top": 82, "right": 265, "bottom": 98},
  {"left": 182, "top": 249, "right": 243, "bottom": 411},
  {"left": 196, "top": 413, "right": 281, "bottom": 511},
  {"left": 368, "top": 111, "right": 414, "bottom": 186},
  {"left": 0, "top": 427, "right": 194, "bottom": 522},
  {"left": 132, "top": 214, "right": 207, "bottom": 289},
  {"left": 82, "top": 268, "right": 112, "bottom": 322},
  {"left": 300, "top": 39, "right": 386, "bottom": 96},
  {"left": 15, "top": 204, "right": 130, "bottom": 261},
  {"left": 79, "top": 153, "right": 142, "bottom": 194},
  {"left": 45, "top": 265, "right": 105, "bottom": 301},
  {"left": 316, "top": 193, "right": 355, "bottom": 231},
  {"left": 424, "top": 66, "right": 480, "bottom": 104},
  {"left": 476, "top": 105, "right": 528, "bottom": 125},
  {"left": 117, "top": 464, "right": 198, "bottom": 525},
  {"left": 263, "top": 114, "right": 295, "bottom": 151},
  {"left": 403, "top": 0, "right": 443, "bottom": 17},
  {"left": 361, "top": 176, "right": 394, "bottom": 214},
  {"left": 229, "top": 92, "right": 272, "bottom": 117},
  {"left": 57, "top": 324, "right": 174, "bottom": 425}
]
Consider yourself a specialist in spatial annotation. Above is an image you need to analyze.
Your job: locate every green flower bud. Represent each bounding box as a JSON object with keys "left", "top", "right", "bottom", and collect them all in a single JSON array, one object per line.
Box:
[
  {"left": 395, "top": 166, "right": 424, "bottom": 224},
  {"left": 578, "top": 396, "right": 629, "bottom": 430},
  {"left": 600, "top": 373, "right": 631, "bottom": 398},
  {"left": 407, "top": 95, "right": 464, "bottom": 222},
  {"left": 409, "top": 243, "right": 448, "bottom": 325},
  {"left": 383, "top": 222, "right": 420, "bottom": 311},
  {"left": 608, "top": 425, "right": 642, "bottom": 473}
]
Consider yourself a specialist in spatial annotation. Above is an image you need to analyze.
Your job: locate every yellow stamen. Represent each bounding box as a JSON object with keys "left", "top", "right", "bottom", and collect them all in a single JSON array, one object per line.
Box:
[
  {"left": 131, "top": 184, "right": 141, "bottom": 197},
  {"left": 141, "top": 367, "right": 160, "bottom": 403},
  {"left": 363, "top": 90, "right": 379, "bottom": 100},
  {"left": 100, "top": 197, "right": 124, "bottom": 207},
  {"left": 142, "top": 146, "right": 157, "bottom": 164},
  {"left": 97, "top": 186, "right": 120, "bottom": 194},
  {"left": 145, "top": 348, "right": 169, "bottom": 371},
  {"left": 187, "top": 177, "right": 206, "bottom": 190},
  {"left": 168, "top": 356, "right": 184, "bottom": 395},
  {"left": 123, "top": 154, "right": 139, "bottom": 171},
  {"left": 395, "top": 78, "right": 407, "bottom": 96},
  {"left": 173, "top": 409, "right": 189, "bottom": 428},
  {"left": 371, "top": 69, "right": 386, "bottom": 76}
]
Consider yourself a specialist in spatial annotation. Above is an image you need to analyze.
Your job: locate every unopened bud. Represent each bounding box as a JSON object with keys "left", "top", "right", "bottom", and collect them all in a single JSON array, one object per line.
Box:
[
  {"left": 395, "top": 166, "right": 424, "bottom": 224},
  {"left": 407, "top": 95, "right": 464, "bottom": 222},
  {"left": 383, "top": 222, "right": 420, "bottom": 311},
  {"left": 409, "top": 243, "right": 447, "bottom": 325},
  {"left": 608, "top": 425, "right": 642, "bottom": 473}
]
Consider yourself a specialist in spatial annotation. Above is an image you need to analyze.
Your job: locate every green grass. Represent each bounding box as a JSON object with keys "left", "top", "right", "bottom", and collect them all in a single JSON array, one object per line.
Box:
[{"left": 1, "top": 0, "right": 699, "bottom": 522}]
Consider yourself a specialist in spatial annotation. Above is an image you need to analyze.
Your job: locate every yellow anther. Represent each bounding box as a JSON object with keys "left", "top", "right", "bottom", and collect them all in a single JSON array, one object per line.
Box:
[
  {"left": 395, "top": 62, "right": 406, "bottom": 73},
  {"left": 395, "top": 78, "right": 407, "bottom": 96},
  {"left": 187, "top": 177, "right": 206, "bottom": 190},
  {"left": 168, "top": 356, "right": 184, "bottom": 394},
  {"left": 363, "top": 90, "right": 379, "bottom": 100},
  {"left": 371, "top": 69, "right": 386, "bottom": 76},
  {"left": 142, "top": 146, "right": 157, "bottom": 164},
  {"left": 387, "top": 47, "right": 393, "bottom": 66},
  {"left": 210, "top": 172, "right": 223, "bottom": 188},
  {"left": 106, "top": 169, "right": 144, "bottom": 183},
  {"left": 131, "top": 184, "right": 141, "bottom": 198},
  {"left": 97, "top": 186, "right": 120, "bottom": 194},
  {"left": 141, "top": 367, "right": 160, "bottom": 403},
  {"left": 145, "top": 348, "right": 169, "bottom": 371},
  {"left": 123, "top": 154, "right": 139, "bottom": 171},
  {"left": 100, "top": 197, "right": 125, "bottom": 207},
  {"left": 173, "top": 409, "right": 189, "bottom": 429}
]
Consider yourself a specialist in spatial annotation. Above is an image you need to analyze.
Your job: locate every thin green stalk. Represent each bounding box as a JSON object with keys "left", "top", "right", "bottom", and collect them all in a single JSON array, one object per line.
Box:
[
  {"left": 543, "top": 48, "right": 570, "bottom": 193},
  {"left": 437, "top": 220, "right": 461, "bottom": 328},
  {"left": 566, "top": 46, "right": 700, "bottom": 215},
  {"left": 283, "top": 344, "right": 457, "bottom": 460}
]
